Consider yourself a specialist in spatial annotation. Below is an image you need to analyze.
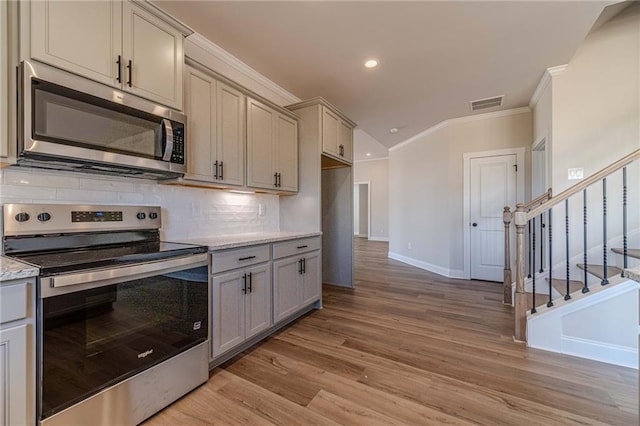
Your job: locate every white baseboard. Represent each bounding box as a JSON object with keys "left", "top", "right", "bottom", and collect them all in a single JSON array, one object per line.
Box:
[
  {"left": 369, "top": 236, "right": 389, "bottom": 242},
  {"left": 388, "top": 251, "right": 465, "bottom": 279},
  {"left": 561, "top": 335, "right": 638, "bottom": 369}
]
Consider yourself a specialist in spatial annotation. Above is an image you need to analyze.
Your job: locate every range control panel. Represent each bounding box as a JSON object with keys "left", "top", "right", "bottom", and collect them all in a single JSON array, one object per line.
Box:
[
  {"left": 72, "top": 211, "right": 123, "bottom": 223},
  {"left": 3, "top": 204, "right": 162, "bottom": 236}
]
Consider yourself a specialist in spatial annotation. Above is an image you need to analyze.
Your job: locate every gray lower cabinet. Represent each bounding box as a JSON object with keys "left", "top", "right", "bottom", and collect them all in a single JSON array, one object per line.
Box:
[
  {"left": 273, "top": 237, "right": 321, "bottom": 324},
  {"left": 0, "top": 278, "right": 35, "bottom": 426},
  {"left": 210, "top": 245, "right": 272, "bottom": 360}
]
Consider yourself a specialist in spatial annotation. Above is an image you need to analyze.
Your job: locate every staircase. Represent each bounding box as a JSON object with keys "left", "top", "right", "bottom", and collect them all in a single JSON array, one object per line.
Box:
[{"left": 503, "top": 149, "right": 640, "bottom": 368}]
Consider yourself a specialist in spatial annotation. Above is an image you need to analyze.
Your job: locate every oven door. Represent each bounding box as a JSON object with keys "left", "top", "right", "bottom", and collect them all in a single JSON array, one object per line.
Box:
[{"left": 38, "top": 254, "right": 208, "bottom": 421}]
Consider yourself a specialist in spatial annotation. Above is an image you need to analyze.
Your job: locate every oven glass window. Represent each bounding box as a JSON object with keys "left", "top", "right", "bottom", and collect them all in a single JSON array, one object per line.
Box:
[
  {"left": 32, "top": 79, "right": 163, "bottom": 159},
  {"left": 40, "top": 266, "right": 208, "bottom": 419}
]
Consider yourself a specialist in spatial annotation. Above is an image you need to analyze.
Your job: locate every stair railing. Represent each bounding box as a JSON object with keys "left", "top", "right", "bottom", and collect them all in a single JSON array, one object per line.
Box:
[
  {"left": 503, "top": 189, "right": 551, "bottom": 304},
  {"left": 509, "top": 148, "right": 640, "bottom": 342}
]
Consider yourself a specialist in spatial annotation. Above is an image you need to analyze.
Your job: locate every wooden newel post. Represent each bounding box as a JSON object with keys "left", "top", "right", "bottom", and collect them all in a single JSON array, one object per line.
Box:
[
  {"left": 503, "top": 206, "right": 513, "bottom": 305},
  {"left": 514, "top": 203, "right": 528, "bottom": 342}
]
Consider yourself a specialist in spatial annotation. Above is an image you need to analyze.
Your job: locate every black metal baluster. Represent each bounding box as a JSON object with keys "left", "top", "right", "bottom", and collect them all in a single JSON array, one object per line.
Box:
[
  {"left": 540, "top": 214, "right": 545, "bottom": 273},
  {"left": 528, "top": 221, "right": 532, "bottom": 278},
  {"left": 582, "top": 189, "right": 589, "bottom": 294},
  {"left": 547, "top": 209, "right": 553, "bottom": 307},
  {"left": 622, "top": 166, "right": 628, "bottom": 275},
  {"left": 532, "top": 217, "right": 537, "bottom": 313},
  {"left": 565, "top": 199, "right": 571, "bottom": 300},
  {"left": 602, "top": 178, "right": 609, "bottom": 285}
]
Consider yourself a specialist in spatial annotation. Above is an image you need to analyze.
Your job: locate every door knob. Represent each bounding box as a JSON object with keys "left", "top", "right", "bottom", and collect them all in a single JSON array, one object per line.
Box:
[{"left": 472, "top": 223, "right": 478, "bottom": 227}]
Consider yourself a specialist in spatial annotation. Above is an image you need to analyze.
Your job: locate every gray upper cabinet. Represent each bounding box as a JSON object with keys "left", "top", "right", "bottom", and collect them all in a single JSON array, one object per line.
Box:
[
  {"left": 246, "top": 97, "right": 298, "bottom": 193},
  {"left": 30, "top": 0, "right": 184, "bottom": 109},
  {"left": 321, "top": 104, "right": 354, "bottom": 165},
  {"left": 0, "top": 0, "right": 8, "bottom": 162},
  {"left": 185, "top": 66, "right": 245, "bottom": 186}
]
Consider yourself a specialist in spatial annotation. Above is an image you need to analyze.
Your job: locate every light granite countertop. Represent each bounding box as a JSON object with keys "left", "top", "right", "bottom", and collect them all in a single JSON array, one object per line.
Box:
[
  {"left": 179, "top": 231, "right": 322, "bottom": 251},
  {"left": 0, "top": 256, "right": 39, "bottom": 283},
  {"left": 622, "top": 267, "right": 640, "bottom": 283}
]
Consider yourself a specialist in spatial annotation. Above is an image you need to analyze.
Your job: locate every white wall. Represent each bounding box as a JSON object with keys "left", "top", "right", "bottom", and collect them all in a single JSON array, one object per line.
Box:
[
  {"left": 532, "top": 5, "right": 640, "bottom": 275},
  {"left": 389, "top": 111, "right": 532, "bottom": 277},
  {"left": 354, "top": 159, "right": 389, "bottom": 241},
  {"left": 552, "top": 4, "right": 640, "bottom": 194}
]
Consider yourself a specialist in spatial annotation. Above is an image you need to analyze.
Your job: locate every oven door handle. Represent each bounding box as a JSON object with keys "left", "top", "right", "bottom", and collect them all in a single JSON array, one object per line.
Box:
[{"left": 48, "top": 253, "right": 208, "bottom": 289}]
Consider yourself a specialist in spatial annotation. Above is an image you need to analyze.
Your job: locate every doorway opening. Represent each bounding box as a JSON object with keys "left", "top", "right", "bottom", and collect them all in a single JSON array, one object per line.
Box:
[{"left": 353, "top": 181, "right": 371, "bottom": 239}]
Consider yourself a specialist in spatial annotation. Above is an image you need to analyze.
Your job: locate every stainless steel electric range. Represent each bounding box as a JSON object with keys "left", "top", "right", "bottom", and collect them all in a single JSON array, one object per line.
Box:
[{"left": 2, "top": 204, "right": 210, "bottom": 426}]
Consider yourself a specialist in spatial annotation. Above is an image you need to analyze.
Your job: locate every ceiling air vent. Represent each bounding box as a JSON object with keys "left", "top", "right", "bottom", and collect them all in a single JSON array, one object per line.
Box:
[{"left": 469, "top": 95, "right": 504, "bottom": 111}]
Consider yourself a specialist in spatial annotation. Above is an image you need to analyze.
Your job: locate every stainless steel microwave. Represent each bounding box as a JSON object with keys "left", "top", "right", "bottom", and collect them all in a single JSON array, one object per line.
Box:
[{"left": 17, "top": 61, "right": 186, "bottom": 179}]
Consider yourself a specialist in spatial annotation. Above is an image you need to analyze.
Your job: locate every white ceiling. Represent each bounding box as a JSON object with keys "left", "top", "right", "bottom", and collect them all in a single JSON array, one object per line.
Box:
[{"left": 155, "top": 1, "right": 615, "bottom": 160}]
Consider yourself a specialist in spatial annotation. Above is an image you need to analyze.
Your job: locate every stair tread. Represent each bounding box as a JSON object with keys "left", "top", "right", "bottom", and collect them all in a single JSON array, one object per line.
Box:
[
  {"left": 525, "top": 291, "right": 553, "bottom": 309},
  {"left": 611, "top": 248, "right": 640, "bottom": 259},
  {"left": 576, "top": 264, "right": 622, "bottom": 280},
  {"left": 545, "top": 278, "right": 584, "bottom": 294}
]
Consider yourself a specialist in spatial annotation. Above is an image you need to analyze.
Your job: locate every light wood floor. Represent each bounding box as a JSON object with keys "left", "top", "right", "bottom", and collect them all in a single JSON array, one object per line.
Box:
[{"left": 144, "top": 238, "right": 638, "bottom": 425}]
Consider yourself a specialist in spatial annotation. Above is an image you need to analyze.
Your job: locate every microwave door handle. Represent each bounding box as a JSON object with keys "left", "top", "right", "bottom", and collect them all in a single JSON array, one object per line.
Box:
[{"left": 162, "top": 119, "right": 174, "bottom": 161}]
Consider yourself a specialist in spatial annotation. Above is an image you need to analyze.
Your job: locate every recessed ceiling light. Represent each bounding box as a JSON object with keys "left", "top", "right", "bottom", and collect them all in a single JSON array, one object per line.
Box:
[
  {"left": 364, "top": 59, "right": 378, "bottom": 69},
  {"left": 389, "top": 127, "right": 399, "bottom": 134},
  {"left": 366, "top": 153, "right": 372, "bottom": 157}
]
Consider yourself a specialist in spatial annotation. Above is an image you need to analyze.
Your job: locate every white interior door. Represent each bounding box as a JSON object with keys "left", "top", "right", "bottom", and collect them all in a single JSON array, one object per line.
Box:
[{"left": 470, "top": 154, "right": 517, "bottom": 281}]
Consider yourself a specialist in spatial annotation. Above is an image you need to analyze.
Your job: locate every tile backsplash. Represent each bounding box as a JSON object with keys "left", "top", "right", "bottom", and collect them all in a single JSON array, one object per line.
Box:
[{"left": 0, "top": 167, "right": 280, "bottom": 241}]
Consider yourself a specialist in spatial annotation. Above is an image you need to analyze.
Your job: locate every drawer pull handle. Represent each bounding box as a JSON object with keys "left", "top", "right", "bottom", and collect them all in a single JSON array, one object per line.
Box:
[
  {"left": 296, "top": 245, "right": 308, "bottom": 249},
  {"left": 239, "top": 255, "right": 256, "bottom": 261}
]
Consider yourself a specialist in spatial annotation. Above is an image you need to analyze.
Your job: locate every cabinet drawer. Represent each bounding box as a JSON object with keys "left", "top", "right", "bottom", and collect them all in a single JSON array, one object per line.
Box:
[
  {"left": 273, "top": 236, "right": 321, "bottom": 260},
  {"left": 211, "top": 245, "right": 270, "bottom": 274},
  {"left": 0, "top": 282, "right": 27, "bottom": 324}
]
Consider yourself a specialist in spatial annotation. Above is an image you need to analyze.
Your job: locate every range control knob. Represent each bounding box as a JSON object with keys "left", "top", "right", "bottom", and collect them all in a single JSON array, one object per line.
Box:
[
  {"left": 149, "top": 212, "right": 158, "bottom": 220},
  {"left": 37, "top": 212, "right": 52, "bottom": 222},
  {"left": 15, "top": 212, "right": 30, "bottom": 222},
  {"left": 136, "top": 212, "right": 146, "bottom": 220}
]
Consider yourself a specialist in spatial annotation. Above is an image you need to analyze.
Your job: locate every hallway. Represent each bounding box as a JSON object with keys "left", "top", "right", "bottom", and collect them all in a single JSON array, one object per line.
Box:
[{"left": 146, "top": 238, "right": 638, "bottom": 425}]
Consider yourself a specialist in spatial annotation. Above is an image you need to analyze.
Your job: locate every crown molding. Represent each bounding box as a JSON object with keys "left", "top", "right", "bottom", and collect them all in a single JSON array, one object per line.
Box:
[
  {"left": 389, "top": 107, "right": 531, "bottom": 152},
  {"left": 133, "top": 0, "right": 194, "bottom": 36},
  {"left": 186, "top": 33, "right": 300, "bottom": 105},
  {"left": 286, "top": 96, "right": 357, "bottom": 127},
  {"left": 529, "top": 64, "right": 568, "bottom": 108}
]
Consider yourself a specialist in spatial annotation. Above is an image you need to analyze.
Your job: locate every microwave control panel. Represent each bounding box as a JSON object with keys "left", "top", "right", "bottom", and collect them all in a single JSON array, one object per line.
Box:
[{"left": 170, "top": 127, "right": 185, "bottom": 165}]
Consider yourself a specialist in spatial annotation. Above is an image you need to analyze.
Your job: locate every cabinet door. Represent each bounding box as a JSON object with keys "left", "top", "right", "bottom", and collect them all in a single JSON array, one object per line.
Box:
[
  {"left": 212, "top": 270, "right": 245, "bottom": 358},
  {"left": 185, "top": 67, "right": 216, "bottom": 182},
  {"left": 0, "top": 0, "right": 7, "bottom": 159},
  {"left": 321, "top": 106, "right": 339, "bottom": 158},
  {"left": 30, "top": 0, "right": 122, "bottom": 87},
  {"left": 217, "top": 82, "right": 245, "bottom": 187},
  {"left": 245, "top": 264, "right": 272, "bottom": 340},
  {"left": 0, "top": 325, "right": 28, "bottom": 426},
  {"left": 275, "top": 114, "right": 298, "bottom": 192},
  {"left": 338, "top": 120, "right": 353, "bottom": 164},
  {"left": 122, "top": 1, "right": 183, "bottom": 109},
  {"left": 273, "top": 257, "right": 301, "bottom": 323},
  {"left": 246, "top": 98, "right": 276, "bottom": 190},
  {"left": 301, "top": 251, "right": 321, "bottom": 306}
]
